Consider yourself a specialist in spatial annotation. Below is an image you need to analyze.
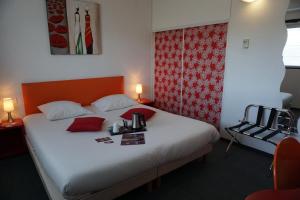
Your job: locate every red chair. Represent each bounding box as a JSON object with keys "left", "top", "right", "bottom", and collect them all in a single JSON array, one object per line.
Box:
[
  {"left": 245, "top": 188, "right": 300, "bottom": 200},
  {"left": 245, "top": 137, "right": 300, "bottom": 200},
  {"left": 274, "top": 137, "right": 300, "bottom": 190}
]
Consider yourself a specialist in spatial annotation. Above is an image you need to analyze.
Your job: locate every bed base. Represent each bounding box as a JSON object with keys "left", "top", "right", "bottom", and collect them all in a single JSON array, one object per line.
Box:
[{"left": 27, "top": 138, "right": 212, "bottom": 200}]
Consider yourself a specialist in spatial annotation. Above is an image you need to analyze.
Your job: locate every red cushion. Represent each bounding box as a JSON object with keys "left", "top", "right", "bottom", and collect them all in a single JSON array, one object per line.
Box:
[
  {"left": 67, "top": 117, "right": 105, "bottom": 132},
  {"left": 120, "top": 108, "right": 156, "bottom": 120}
]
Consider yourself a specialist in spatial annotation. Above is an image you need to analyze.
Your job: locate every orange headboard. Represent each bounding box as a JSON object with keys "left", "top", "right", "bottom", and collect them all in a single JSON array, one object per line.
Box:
[{"left": 22, "top": 76, "right": 124, "bottom": 115}]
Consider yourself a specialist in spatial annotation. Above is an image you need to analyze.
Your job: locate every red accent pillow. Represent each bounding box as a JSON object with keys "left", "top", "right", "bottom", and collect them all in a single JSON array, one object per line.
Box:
[
  {"left": 120, "top": 108, "right": 156, "bottom": 120},
  {"left": 67, "top": 117, "right": 105, "bottom": 132}
]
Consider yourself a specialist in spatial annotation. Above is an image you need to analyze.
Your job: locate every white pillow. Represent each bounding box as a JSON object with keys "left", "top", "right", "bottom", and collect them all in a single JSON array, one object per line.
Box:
[
  {"left": 92, "top": 94, "right": 137, "bottom": 112},
  {"left": 38, "top": 101, "right": 92, "bottom": 121}
]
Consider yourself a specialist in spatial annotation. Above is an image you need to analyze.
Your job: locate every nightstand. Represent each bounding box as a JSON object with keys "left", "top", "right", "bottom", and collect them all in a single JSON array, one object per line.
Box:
[
  {"left": 0, "top": 118, "right": 27, "bottom": 159},
  {"left": 138, "top": 98, "right": 155, "bottom": 107}
]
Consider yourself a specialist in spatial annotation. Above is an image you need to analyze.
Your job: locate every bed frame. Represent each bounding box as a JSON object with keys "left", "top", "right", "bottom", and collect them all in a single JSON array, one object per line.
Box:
[{"left": 21, "top": 76, "right": 213, "bottom": 200}]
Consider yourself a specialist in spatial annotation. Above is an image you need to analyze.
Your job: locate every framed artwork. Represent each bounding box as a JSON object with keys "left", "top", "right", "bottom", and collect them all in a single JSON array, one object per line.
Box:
[{"left": 46, "top": 0, "right": 101, "bottom": 55}]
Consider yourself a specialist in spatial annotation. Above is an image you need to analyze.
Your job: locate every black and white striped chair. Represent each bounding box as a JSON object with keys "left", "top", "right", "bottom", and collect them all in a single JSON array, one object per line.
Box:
[{"left": 225, "top": 104, "right": 296, "bottom": 152}]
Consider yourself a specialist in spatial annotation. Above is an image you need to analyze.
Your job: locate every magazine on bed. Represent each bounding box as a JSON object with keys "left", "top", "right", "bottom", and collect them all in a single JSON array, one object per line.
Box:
[{"left": 121, "top": 133, "right": 145, "bottom": 145}]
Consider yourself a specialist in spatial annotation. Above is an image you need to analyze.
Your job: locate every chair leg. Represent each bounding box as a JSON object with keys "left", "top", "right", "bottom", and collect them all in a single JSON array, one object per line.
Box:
[
  {"left": 226, "top": 132, "right": 239, "bottom": 153},
  {"left": 147, "top": 178, "right": 161, "bottom": 191},
  {"left": 146, "top": 181, "right": 153, "bottom": 192},
  {"left": 154, "top": 177, "right": 161, "bottom": 188},
  {"left": 269, "top": 161, "right": 273, "bottom": 171},
  {"left": 226, "top": 137, "right": 235, "bottom": 153},
  {"left": 197, "top": 155, "right": 207, "bottom": 163}
]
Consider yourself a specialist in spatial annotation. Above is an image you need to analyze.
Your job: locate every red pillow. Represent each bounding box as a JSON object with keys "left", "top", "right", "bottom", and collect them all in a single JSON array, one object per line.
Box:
[
  {"left": 67, "top": 117, "right": 105, "bottom": 132},
  {"left": 120, "top": 108, "right": 156, "bottom": 120}
]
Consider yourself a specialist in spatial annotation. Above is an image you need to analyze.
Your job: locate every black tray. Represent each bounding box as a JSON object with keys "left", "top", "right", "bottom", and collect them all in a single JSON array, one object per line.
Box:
[{"left": 108, "top": 126, "right": 147, "bottom": 136}]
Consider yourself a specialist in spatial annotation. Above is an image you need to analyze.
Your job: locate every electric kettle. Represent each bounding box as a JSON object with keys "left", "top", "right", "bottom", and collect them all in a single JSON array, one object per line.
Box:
[{"left": 132, "top": 113, "right": 146, "bottom": 129}]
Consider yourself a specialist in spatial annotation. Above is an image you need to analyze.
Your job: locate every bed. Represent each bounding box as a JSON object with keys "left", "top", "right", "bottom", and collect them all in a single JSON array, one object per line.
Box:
[{"left": 22, "top": 76, "right": 220, "bottom": 200}]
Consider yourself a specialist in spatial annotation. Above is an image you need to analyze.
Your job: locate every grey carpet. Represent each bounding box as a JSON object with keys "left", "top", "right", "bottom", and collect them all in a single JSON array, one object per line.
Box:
[{"left": 0, "top": 140, "right": 273, "bottom": 200}]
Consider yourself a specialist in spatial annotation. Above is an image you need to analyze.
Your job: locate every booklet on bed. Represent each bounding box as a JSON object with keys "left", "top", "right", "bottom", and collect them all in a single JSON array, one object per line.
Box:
[{"left": 121, "top": 133, "right": 145, "bottom": 145}]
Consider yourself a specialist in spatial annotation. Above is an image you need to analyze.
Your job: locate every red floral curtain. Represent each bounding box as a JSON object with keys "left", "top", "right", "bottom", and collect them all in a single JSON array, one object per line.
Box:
[
  {"left": 154, "top": 23, "right": 228, "bottom": 127},
  {"left": 154, "top": 30, "right": 183, "bottom": 114},
  {"left": 182, "top": 23, "right": 227, "bottom": 127}
]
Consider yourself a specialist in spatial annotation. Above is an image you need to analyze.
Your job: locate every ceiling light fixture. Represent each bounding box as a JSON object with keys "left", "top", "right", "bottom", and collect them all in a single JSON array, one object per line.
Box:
[{"left": 241, "top": 0, "right": 257, "bottom": 3}]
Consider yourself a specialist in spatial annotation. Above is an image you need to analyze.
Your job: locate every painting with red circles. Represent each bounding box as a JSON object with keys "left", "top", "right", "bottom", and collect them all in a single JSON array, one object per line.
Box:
[{"left": 46, "top": 0, "right": 101, "bottom": 55}]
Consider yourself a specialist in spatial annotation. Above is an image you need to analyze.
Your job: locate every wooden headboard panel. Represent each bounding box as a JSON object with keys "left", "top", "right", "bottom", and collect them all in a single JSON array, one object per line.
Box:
[{"left": 22, "top": 76, "right": 124, "bottom": 115}]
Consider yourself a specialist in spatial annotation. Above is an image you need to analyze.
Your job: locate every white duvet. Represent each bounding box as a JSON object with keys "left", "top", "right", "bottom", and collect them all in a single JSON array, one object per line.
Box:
[{"left": 24, "top": 105, "right": 219, "bottom": 199}]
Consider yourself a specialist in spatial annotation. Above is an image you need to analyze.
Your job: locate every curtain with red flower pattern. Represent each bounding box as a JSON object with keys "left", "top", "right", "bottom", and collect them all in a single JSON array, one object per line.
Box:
[
  {"left": 154, "top": 29, "right": 183, "bottom": 115},
  {"left": 182, "top": 23, "right": 227, "bottom": 127},
  {"left": 154, "top": 23, "right": 228, "bottom": 128}
]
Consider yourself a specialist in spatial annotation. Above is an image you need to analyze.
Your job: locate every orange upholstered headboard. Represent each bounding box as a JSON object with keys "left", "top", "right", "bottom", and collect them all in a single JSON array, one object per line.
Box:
[{"left": 22, "top": 76, "right": 124, "bottom": 115}]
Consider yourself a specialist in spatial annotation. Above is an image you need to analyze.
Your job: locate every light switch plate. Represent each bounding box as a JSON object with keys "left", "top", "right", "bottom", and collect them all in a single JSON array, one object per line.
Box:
[{"left": 243, "top": 39, "right": 250, "bottom": 49}]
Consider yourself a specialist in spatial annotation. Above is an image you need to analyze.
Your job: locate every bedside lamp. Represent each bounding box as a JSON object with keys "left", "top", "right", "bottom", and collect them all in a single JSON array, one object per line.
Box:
[
  {"left": 136, "top": 84, "right": 143, "bottom": 102},
  {"left": 3, "top": 98, "right": 14, "bottom": 123}
]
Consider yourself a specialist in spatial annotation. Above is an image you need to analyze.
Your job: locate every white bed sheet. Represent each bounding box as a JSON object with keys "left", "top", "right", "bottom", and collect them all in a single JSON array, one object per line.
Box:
[{"left": 24, "top": 104, "right": 219, "bottom": 198}]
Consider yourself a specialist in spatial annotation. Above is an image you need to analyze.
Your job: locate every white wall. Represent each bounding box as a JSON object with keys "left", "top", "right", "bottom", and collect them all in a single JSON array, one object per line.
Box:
[
  {"left": 152, "top": 0, "right": 231, "bottom": 31},
  {"left": 286, "top": 10, "right": 300, "bottom": 20},
  {"left": 286, "top": 10, "right": 300, "bottom": 28},
  {"left": 152, "top": 0, "right": 289, "bottom": 154},
  {"left": 281, "top": 68, "right": 300, "bottom": 108},
  {"left": 221, "top": 0, "right": 289, "bottom": 154},
  {"left": 289, "top": 0, "right": 300, "bottom": 10},
  {"left": 281, "top": 2, "right": 300, "bottom": 108},
  {"left": 0, "top": 0, "right": 152, "bottom": 118}
]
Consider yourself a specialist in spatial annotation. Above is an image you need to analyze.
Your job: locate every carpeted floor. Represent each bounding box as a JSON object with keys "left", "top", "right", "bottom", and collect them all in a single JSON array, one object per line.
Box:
[{"left": 0, "top": 140, "right": 273, "bottom": 200}]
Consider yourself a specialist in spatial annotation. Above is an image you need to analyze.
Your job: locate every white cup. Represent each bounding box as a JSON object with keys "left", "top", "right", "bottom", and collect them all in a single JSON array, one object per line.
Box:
[{"left": 113, "top": 122, "right": 120, "bottom": 133}]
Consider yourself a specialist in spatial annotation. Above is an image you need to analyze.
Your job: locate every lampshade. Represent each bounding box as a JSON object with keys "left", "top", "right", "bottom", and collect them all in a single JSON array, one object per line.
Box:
[
  {"left": 136, "top": 84, "right": 143, "bottom": 94},
  {"left": 3, "top": 98, "right": 14, "bottom": 112}
]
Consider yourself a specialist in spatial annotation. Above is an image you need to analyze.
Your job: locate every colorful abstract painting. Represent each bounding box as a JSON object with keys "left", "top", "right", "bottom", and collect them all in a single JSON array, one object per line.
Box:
[{"left": 46, "top": 0, "right": 100, "bottom": 55}]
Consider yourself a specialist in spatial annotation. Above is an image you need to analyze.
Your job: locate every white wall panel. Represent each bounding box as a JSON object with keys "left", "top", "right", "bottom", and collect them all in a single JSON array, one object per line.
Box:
[
  {"left": 0, "top": 0, "right": 152, "bottom": 118},
  {"left": 152, "top": 0, "right": 290, "bottom": 154},
  {"left": 152, "top": 0, "right": 231, "bottom": 31},
  {"left": 221, "top": 0, "right": 289, "bottom": 154}
]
